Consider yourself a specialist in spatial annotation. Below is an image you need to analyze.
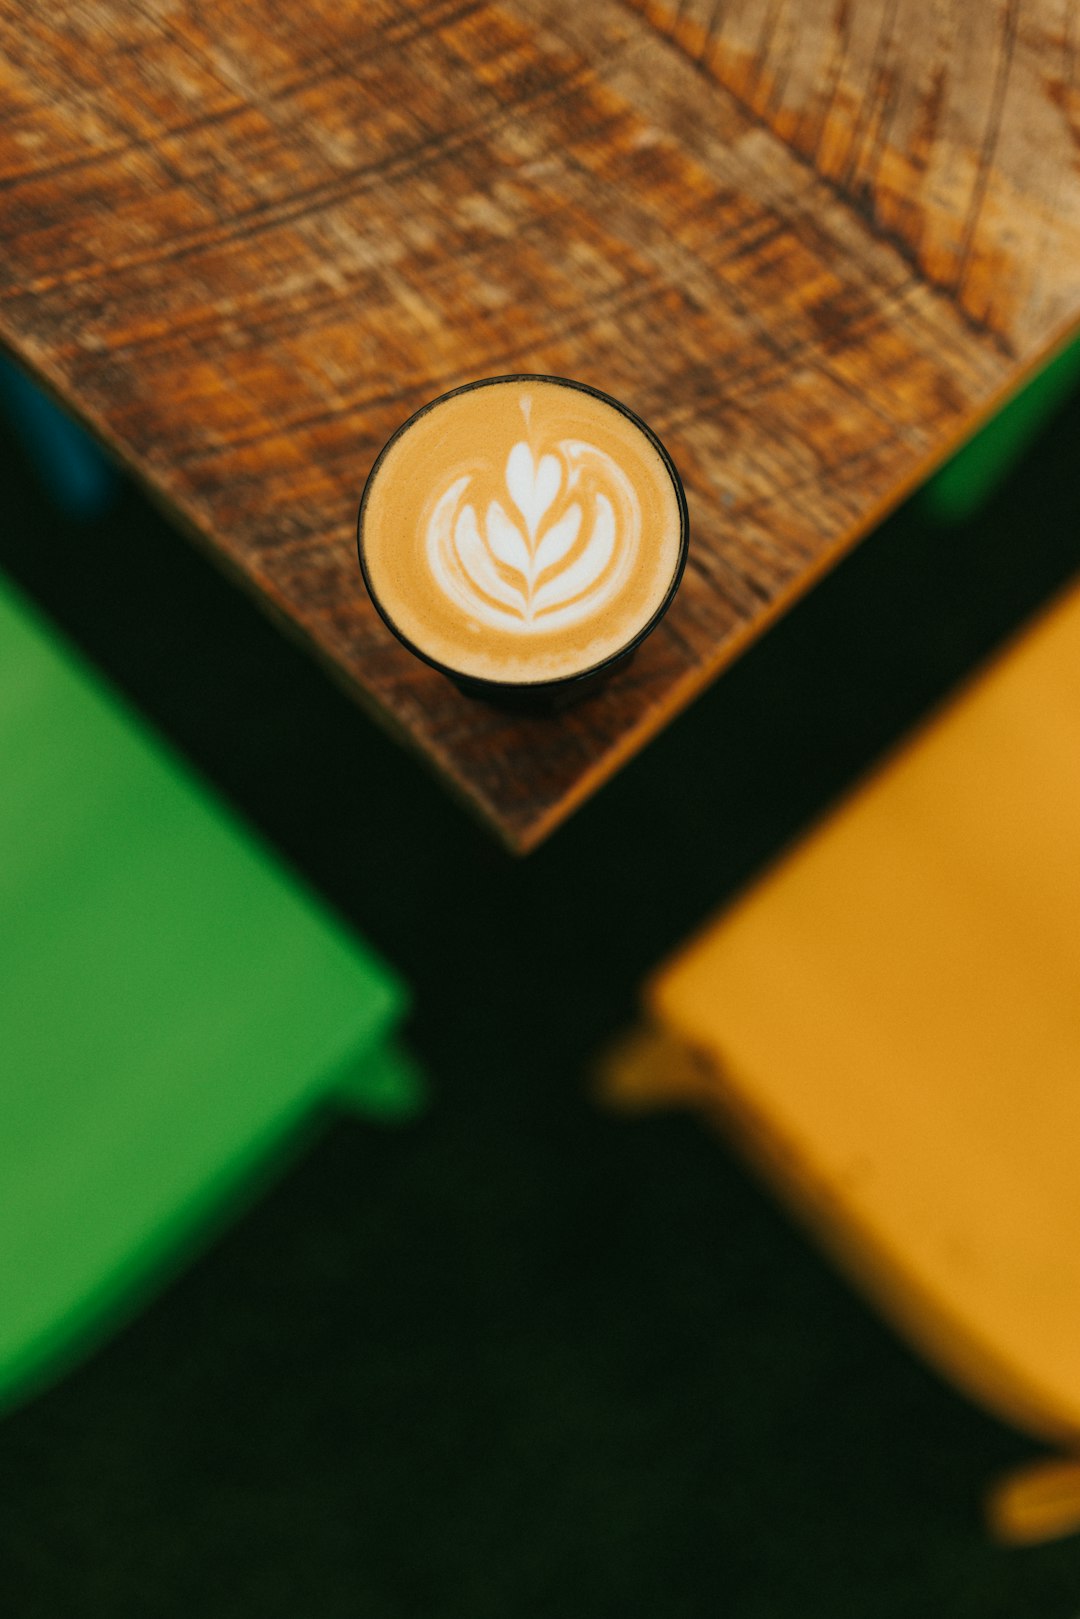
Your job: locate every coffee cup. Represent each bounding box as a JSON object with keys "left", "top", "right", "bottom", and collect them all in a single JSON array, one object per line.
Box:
[{"left": 357, "top": 374, "right": 689, "bottom": 710}]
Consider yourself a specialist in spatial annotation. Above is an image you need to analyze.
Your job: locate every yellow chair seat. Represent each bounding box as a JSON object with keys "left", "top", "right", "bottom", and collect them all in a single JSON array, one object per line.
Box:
[{"left": 633, "top": 576, "right": 1080, "bottom": 1539}]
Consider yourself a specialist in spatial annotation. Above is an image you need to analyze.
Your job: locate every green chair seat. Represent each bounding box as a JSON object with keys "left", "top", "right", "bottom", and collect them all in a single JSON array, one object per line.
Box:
[
  {"left": 0, "top": 573, "right": 419, "bottom": 1410},
  {"left": 919, "top": 330, "right": 1080, "bottom": 522}
]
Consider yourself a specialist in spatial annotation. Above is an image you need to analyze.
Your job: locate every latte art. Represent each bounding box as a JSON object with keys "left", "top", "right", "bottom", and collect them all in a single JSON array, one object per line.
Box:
[
  {"left": 426, "top": 436, "right": 640, "bottom": 633},
  {"left": 358, "top": 376, "right": 687, "bottom": 688}
]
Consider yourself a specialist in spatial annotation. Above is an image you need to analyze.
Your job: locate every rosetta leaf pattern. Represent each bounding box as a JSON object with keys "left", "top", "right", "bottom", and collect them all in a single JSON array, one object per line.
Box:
[{"left": 426, "top": 439, "right": 641, "bottom": 633}]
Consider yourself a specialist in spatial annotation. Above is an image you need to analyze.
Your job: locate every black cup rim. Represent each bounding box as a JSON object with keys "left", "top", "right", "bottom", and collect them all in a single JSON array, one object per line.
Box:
[{"left": 356, "top": 373, "right": 690, "bottom": 693}]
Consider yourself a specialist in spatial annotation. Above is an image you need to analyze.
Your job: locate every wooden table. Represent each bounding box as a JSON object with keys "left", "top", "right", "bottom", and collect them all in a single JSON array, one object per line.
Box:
[{"left": 2, "top": 1, "right": 1078, "bottom": 851}]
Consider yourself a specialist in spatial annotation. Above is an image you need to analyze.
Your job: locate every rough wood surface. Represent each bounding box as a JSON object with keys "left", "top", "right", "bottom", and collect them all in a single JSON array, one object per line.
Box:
[{"left": 1, "top": 0, "right": 1078, "bottom": 850}]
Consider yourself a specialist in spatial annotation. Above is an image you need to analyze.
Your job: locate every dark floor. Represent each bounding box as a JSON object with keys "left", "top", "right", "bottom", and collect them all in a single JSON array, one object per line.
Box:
[{"left": 2, "top": 383, "right": 1080, "bottom": 1617}]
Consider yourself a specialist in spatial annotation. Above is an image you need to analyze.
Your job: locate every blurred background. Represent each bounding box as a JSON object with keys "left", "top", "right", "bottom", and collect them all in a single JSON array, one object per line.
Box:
[{"left": 2, "top": 368, "right": 1080, "bottom": 1615}]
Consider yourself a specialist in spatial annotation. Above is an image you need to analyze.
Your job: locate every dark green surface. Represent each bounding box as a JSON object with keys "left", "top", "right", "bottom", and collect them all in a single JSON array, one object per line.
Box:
[{"left": 1, "top": 377, "right": 1080, "bottom": 1614}]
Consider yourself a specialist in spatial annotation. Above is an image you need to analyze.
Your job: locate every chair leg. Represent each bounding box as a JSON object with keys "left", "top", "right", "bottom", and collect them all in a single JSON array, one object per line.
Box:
[
  {"left": 334, "top": 1038, "right": 427, "bottom": 1122},
  {"left": 0, "top": 357, "right": 119, "bottom": 518},
  {"left": 594, "top": 1022, "right": 719, "bottom": 1114},
  {"left": 987, "top": 1456, "right": 1080, "bottom": 1545}
]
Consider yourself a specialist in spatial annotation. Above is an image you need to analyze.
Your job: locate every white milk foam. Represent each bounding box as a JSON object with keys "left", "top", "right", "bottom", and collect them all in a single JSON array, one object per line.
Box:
[{"left": 425, "top": 425, "right": 641, "bottom": 634}]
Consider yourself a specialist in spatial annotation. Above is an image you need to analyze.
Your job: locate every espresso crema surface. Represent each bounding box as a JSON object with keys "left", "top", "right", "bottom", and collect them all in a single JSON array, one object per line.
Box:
[{"left": 359, "top": 378, "right": 685, "bottom": 685}]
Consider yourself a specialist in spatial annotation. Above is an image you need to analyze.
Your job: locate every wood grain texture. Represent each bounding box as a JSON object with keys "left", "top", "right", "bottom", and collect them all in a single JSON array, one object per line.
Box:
[{"left": 1, "top": 0, "right": 1078, "bottom": 849}]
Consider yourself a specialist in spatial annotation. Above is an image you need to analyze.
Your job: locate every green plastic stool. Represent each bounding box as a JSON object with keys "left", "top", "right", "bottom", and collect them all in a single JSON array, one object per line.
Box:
[
  {"left": 919, "top": 330, "right": 1080, "bottom": 522},
  {"left": 0, "top": 572, "right": 422, "bottom": 1411}
]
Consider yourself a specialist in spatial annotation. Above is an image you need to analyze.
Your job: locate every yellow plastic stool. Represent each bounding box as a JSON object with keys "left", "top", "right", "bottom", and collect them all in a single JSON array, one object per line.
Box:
[{"left": 603, "top": 573, "right": 1080, "bottom": 1545}]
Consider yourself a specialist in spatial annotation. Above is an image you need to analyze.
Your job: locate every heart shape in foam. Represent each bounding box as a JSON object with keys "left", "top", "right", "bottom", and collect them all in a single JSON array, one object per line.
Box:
[
  {"left": 426, "top": 436, "right": 643, "bottom": 632},
  {"left": 506, "top": 443, "right": 561, "bottom": 540}
]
